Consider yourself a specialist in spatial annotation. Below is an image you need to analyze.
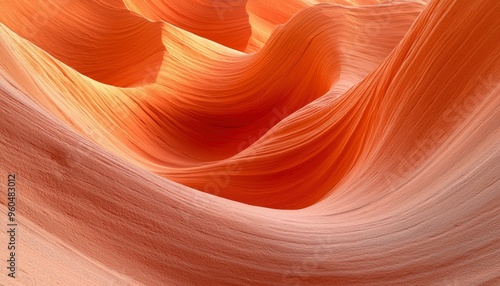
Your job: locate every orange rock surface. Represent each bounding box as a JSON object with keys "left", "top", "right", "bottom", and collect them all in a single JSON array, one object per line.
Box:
[{"left": 0, "top": 0, "right": 498, "bottom": 285}]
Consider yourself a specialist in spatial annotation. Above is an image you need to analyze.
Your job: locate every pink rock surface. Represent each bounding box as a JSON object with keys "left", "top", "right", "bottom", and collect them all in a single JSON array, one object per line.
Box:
[{"left": 0, "top": 0, "right": 498, "bottom": 285}]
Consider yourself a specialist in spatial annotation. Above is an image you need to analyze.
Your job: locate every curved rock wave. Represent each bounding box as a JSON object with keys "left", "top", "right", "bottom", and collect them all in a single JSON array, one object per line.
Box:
[{"left": 0, "top": 0, "right": 499, "bottom": 285}]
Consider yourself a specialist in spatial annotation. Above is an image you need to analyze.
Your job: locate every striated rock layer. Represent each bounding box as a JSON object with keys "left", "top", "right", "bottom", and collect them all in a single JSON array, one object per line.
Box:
[{"left": 0, "top": 0, "right": 499, "bottom": 285}]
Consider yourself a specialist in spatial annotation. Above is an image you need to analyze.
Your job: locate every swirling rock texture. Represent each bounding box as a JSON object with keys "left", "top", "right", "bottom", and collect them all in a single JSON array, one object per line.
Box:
[{"left": 0, "top": 0, "right": 499, "bottom": 285}]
